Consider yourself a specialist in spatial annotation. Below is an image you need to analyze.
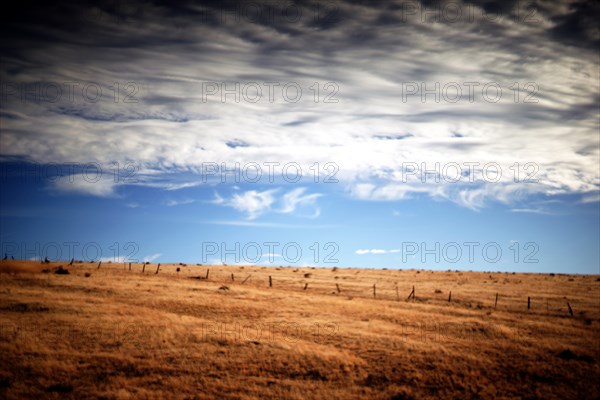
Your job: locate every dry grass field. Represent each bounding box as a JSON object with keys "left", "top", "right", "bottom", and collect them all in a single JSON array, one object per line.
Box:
[{"left": 0, "top": 260, "right": 598, "bottom": 399}]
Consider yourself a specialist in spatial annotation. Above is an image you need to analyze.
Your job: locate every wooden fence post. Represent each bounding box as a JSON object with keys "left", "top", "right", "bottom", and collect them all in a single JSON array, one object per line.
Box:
[
  {"left": 448, "top": 291, "right": 452, "bottom": 302},
  {"left": 231, "top": 273, "right": 234, "bottom": 282},
  {"left": 269, "top": 275, "right": 272, "bottom": 287},
  {"left": 407, "top": 286, "right": 415, "bottom": 301},
  {"left": 567, "top": 302, "right": 573, "bottom": 317},
  {"left": 155, "top": 263, "right": 160, "bottom": 274},
  {"left": 304, "top": 283, "right": 308, "bottom": 290},
  {"left": 97, "top": 261, "right": 101, "bottom": 269},
  {"left": 494, "top": 293, "right": 498, "bottom": 308},
  {"left": 129, "top": 262, "right": 131, "bottom": 271},
  {"left": 336, "top": 283, "right": 341, "bottom": 293},
  {"left": 395, "top": 286, "right": 400, "bottom": 302},
  {"left": 528, "top": 296, "right": 531, "bottom": 310},
  {"left": 142, "top": 263, "right": 146, "bottom": 273},
  {"left": 373, "top": 284, "right": 376, "bottom": 298},
  {"left": 205, "top": 269, "right": 210, "bottom": 280}
]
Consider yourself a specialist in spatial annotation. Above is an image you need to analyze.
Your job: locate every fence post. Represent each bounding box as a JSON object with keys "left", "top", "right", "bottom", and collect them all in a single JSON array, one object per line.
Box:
[
  {"left": 495, "top": 293, "right": 498, "bottom": 308},
  {"left": 336, "top": 283, "right": 341, "bottom": 293},
  {"left": 269, "top": 275, "right": 272, "bottom": 287},
  {"left": 142, "top": 263, "right": 146, "bottom": 273},
  {"left": 129, "top": 262, "right": 131, "bottom": 271},
  {"left": 155, "top": 263, "right": 160, "bottom": 274},
  {"left": 448, "top": 291, "right": 452, "bottom": 302},
  {"left": 528, "top": 296, "right": 531, "bottom": 310},
  {"left": 97, "top": 261, "right": 101, "bottom": 269},
  {"left": 304, "top": 283, "right": 308, "bottom": 290},
  {"left": 231, "top": 273, "right": 234, "bottom": 282},
  {"left": 567, "top": 302, "right": 573, "bottom": 317},
  {"left": 373, "top": 284, "right": 376, "bottom": 298},
  {"left": 205, "top": 269, "right": 209, "bottom": 280},
  {"left": 395, "top": 286, "right": 400, "bottom": 302}
]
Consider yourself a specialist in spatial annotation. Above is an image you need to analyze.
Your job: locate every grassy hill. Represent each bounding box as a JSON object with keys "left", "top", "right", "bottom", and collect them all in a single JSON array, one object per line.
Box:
[{"left": 1, "top": 261, "right": 598, "bottom": 399}]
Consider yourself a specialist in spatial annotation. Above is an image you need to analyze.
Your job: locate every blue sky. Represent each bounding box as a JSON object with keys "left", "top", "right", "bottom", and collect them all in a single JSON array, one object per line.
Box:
[
  {"left": 0, "top": 1, "right": 598, "bottom": 273},
  {"left": 1, "top": 161, "right": 598, "bottom": 272}
]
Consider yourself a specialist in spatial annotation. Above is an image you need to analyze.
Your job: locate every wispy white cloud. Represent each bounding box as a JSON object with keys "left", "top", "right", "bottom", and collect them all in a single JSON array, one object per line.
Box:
[
  {"left": 213, "top": 187, "right": 322, "bottom": 219},
  {"left": 162, "top": 181, "right": 203, "bottom": 191},
  {"left": 215, "top": 189, "right": 278, "bottom": 220},
  {"left": 165, "top": 198, "right": 196, "bottom": 207},
  {"left": 212, "top": 192, "right": 225, "bottom": 205},
  {"left": 143, "top": 253, "right": 162, "bottom": 263},
  {"left": 207, "top": 220, "right": 337, "bottom": 229},
  {"left": 580, "top": 192, "right": 600, "bottom": 204},
  {"left": 510, "top": 208, "right": 558, "bottom": 216},
  {"left": 356, "top": 248, "right": 402, "bottom": 255},
  {"left": 356, "top": 249, "right": 388, "bottom": 255},
  {"left": 280, "top": 187, "right": 322, "bottom": 214},
  {"left": 51, "top": 173, "right": 119, "bottom": 197}
]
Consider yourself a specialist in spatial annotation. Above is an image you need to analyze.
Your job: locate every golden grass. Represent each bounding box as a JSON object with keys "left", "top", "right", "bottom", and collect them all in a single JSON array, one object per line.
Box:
[{"left": 0, "top": 260, "right": 598, "bottom": 399}]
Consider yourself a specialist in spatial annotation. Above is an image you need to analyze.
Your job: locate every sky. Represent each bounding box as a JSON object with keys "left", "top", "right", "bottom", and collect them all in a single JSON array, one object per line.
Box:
[{"left": 0, "top": 0, "right": 598, "bottom": 273}]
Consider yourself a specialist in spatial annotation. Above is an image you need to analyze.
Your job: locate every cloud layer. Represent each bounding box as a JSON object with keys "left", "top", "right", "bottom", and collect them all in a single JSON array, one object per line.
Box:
[{"left": 1, "top": 0, "right": 598, "bottom": 209}]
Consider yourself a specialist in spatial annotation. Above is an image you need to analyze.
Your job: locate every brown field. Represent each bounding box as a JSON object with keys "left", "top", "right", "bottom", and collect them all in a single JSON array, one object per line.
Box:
[{"left": 0, "top": 260, "right": 598, "bottom": 399}]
